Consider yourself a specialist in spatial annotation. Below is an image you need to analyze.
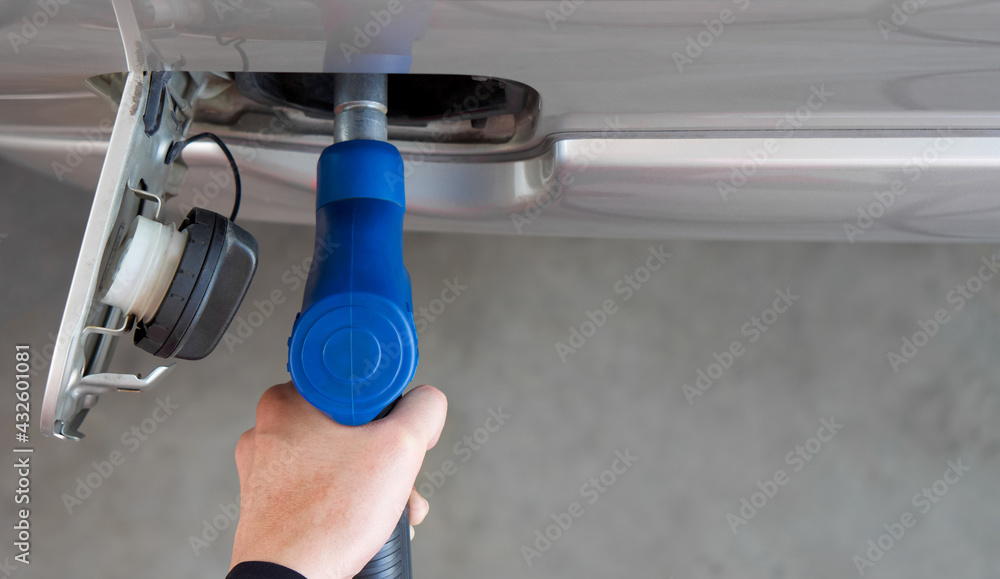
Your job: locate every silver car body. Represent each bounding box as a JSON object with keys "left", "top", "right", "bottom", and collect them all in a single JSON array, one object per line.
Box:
[{"left": 1, "top": 0, "right": 999, "bottom": 241}]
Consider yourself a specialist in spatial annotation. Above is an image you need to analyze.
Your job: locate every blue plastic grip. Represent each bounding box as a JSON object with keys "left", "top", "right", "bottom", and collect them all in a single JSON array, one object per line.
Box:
[{"left": 288, "top": 140, "right": 418, "bottom": 426}]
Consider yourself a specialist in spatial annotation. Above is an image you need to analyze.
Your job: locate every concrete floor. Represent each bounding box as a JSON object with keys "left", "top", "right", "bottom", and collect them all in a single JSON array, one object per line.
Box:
[{"left": 1, "top": 158, "right": 999, "bottom": 579}]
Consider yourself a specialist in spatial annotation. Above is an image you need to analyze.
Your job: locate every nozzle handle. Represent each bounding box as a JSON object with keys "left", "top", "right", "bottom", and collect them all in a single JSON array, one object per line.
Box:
[
  {"left": 355, "top": 505, "right": 411, "bottom": 579},
  {"left": 287, "top": 140, "right": 417, "bottom": 578},
  {"left": 288, "top": 140, "right": 418, "bottom": 426},
  {"left": 352, "top": 397, "right": 411, "bottom": 579}
]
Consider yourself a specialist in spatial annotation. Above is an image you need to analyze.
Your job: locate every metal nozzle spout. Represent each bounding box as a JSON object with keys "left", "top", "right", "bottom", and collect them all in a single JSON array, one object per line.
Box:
[{"left": 333, "top": 73, "right": 388, "bottom": 143}]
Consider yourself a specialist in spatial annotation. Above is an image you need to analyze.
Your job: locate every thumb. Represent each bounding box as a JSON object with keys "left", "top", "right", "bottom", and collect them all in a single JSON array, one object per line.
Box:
[{"left": 382, "top": 384, "right": 448, "bottom": 451}]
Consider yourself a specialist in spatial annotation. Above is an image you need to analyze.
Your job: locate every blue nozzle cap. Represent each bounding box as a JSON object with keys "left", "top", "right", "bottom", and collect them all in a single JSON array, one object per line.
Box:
[{"left": 289, "top": 294, "right": 417, "bottom": 426}]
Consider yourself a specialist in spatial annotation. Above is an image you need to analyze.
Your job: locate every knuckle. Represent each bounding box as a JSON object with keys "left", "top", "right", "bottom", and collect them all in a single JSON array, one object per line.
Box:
[
  {"left": 234, "top": 429, "right": 254, "bottom": 460},
  {"left": 236, "top": 428, "right": 253, "bottom": 447},
  {"left": 426, "top": 386, "right": 448, "bottom": 413},
  {"left": 414, "top": 384, "right": 448, "bottom": 415},
  {"left": 259, "top": 382, "right": 293, "bottom": 405},
  {"left": 255, "top": 384, "right": 294, "bottom": 425},
  {"left": 387, "top": 425, "right": 422, "bottom": 457}
]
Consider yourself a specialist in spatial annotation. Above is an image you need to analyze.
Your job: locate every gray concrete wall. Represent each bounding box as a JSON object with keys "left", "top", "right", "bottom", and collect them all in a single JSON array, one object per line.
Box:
[{"left": 1, "top": 159, "right": 998, "bottom": 579}]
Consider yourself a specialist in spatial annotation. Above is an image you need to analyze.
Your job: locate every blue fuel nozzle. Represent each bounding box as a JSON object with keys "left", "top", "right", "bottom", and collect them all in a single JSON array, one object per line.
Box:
[{"left": 288, "top": 139, "right": 418, "bottom": 426}]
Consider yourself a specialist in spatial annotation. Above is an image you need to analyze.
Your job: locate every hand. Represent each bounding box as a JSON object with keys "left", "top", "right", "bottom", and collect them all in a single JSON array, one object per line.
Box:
[{"left": 230, "top": 382, "right": 448, "bottom": 579}]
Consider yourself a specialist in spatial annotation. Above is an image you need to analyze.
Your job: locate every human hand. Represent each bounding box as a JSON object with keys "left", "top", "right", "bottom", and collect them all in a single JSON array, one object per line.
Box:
[{"left": 230, "top": 382, "right": 447, "bottom": 579}]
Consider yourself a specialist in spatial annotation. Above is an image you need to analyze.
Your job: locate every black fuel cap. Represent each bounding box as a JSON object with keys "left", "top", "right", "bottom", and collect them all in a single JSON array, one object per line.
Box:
[{"left": 135, "top": 208, "right": 258, "bottom": 360}]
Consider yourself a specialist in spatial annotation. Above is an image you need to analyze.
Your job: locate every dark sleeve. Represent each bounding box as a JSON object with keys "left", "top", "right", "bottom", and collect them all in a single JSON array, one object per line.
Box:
[{"left": 226, "top": 561, "right": 308, "bottom": 579}]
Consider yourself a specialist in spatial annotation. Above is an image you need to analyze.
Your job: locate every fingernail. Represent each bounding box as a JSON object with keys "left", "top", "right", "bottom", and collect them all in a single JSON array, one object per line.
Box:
[{"left": 409, "top": 525, "right": 415, "bottom": 540}]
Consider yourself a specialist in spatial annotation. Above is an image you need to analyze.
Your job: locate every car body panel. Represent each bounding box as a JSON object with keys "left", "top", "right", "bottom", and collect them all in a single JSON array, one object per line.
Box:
[{"left": 2, "top": 0, "right": 999, "bottom": 240}]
